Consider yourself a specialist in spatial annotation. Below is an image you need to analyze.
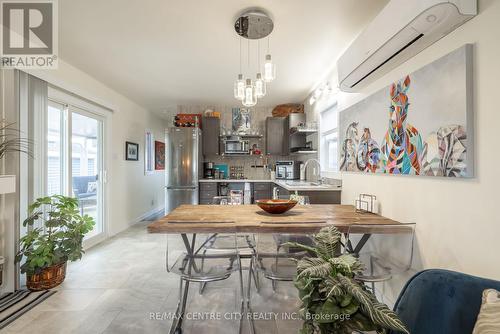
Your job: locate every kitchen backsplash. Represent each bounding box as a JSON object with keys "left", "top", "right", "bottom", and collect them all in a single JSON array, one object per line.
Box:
[{"left": 174, "top": 104, "right": 319, "bottom": 180}]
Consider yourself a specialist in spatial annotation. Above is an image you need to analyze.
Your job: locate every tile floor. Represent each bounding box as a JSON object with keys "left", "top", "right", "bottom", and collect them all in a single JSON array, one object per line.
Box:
[{"left": 3, "top": 222, "right": 303, "bottom": 334}]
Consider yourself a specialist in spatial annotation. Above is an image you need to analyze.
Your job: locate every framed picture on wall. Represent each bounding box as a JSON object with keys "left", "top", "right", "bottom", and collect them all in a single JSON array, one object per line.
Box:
[
  {"left": 125, "top": 141, "right": 139, "bottom": 161},
  {"left": 155, "top": 141, "right": 165, "bottom": 170}
]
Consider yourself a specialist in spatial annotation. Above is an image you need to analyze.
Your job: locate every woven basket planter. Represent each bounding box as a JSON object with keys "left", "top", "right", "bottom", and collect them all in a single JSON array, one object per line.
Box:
[{"left": 26, "top": 262, "right": 67, "bottom": 291}]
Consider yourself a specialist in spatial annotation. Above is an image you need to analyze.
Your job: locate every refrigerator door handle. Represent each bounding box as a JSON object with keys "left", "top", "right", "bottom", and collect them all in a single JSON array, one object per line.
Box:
[{"left": 166, "top": 186, "right": 197, "bottom": 190}]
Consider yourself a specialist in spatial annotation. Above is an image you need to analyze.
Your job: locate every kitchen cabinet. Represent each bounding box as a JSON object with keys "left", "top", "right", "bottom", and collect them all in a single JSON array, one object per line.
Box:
[
  {"left": 298, "top": 191, "right": 341, "bottom": 204},
  {"left": 202, "top": 117, "right": 220, "bottom": 156},
  {"left": 253, "top": 182, "right": 272, "bottom": 201},
  {"left": 287, "top": 113, "right": 306, "bottom": 153},
  {"left": 199, "top": 182, "right": 217, "bottom": 204},
  {"left": 271, "top": 184, "right": 340, "bottom": 204},
  {"left": 265, "top": 117, "right": 287, "bottom": 156}
]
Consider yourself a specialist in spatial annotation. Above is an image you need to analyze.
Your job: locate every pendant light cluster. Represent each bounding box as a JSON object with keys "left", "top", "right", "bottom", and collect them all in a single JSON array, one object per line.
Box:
[{"left": 233, "top": 9, "right": 276, "bottom": 107}]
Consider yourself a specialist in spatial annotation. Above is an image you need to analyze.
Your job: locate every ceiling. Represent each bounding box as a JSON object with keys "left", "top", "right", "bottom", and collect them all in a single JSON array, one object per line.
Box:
[{"left": 59, "top": 0, "right": 388, "bottom": 115}]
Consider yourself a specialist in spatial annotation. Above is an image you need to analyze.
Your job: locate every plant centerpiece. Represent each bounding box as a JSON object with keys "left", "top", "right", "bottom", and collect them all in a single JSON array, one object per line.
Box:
[
  {"left": 287, "top": 226, "right": 409, "bottom": 334},
  {"left": 16, "top": 195, "right": 95, "bottom": 291}
]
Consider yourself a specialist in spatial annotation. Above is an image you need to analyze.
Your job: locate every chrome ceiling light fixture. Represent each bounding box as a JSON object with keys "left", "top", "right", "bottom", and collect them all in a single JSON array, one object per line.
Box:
[{"left": 234, "top": 8, "right": 275, "bottom": 107}]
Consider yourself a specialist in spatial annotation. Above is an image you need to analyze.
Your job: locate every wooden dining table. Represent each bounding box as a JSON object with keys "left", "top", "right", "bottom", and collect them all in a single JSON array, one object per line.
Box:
[{"left": 148, "top": 204, "right": 404, "bottom": 334}]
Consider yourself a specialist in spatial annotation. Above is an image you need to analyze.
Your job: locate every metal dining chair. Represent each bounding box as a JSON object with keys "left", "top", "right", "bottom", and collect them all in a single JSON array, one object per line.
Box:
[
  {"left": 344, "top": 223, "right": 416, "bottom": 294},
  {"left": 166, "top": 233, "right": 245, "bottom": 334}
]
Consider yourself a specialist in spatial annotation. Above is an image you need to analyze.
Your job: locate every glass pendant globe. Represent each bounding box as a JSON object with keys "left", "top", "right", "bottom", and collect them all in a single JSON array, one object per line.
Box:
[
  {"left": 263, "top": 54, "right": 276, "bottom": 83},
  {"left": 255, "top": 73, "right": 266, "bottom": 98},
  {"left": 242, "top": 79, "right": 257, "bottom": 107},
  {"left": 233, "top": 74, "right": 245, "bottom": 100}
]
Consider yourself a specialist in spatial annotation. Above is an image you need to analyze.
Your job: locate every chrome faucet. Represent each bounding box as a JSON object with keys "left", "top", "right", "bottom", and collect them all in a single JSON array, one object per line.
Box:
[{"left": 301, "top": 159, "right": 322, "bottom": 183}]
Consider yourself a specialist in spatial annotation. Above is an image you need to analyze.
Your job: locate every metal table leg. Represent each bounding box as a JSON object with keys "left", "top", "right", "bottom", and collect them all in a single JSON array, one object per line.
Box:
[{"left": 345, "top": 233, "right": 371, "bottom": 255}]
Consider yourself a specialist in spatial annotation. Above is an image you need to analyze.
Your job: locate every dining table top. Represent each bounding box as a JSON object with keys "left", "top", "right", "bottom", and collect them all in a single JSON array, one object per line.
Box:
[{"left": 147, "top": 204, "right": 404, "bottom": 234}]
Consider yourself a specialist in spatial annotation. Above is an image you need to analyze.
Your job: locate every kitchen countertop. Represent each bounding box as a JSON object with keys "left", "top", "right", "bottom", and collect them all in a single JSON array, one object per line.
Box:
[
  {"left": 199, "top": 179, "right": 273, "bottom": 183},
  {"left": 198, "top": 179, "right": 341, "bottom": 192}
]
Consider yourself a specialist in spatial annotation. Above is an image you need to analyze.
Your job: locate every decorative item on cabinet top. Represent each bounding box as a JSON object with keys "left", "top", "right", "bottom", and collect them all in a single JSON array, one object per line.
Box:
[
  {"left": 173, "top": 113, "right": 202, "bottom": 128},
  {"left": 272, "top": 103, "right": 304, "bottom": 117},
  {"left": 203, "top": 109, "right": 221, "bottom": 118}
]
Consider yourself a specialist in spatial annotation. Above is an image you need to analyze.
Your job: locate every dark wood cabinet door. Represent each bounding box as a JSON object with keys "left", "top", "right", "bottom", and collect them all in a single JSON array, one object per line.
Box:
[
  {"left": 253, "top": 182, "right": 272, "bottom": 202},
  {"left": 202, "top": 117, "right": 220, "bottom": 156},
  {"left": 266, "top": 117, "right": 287, "bottom": 156},
  {"left": 297, "top": 191, "right": 341, "bottom": 204}
]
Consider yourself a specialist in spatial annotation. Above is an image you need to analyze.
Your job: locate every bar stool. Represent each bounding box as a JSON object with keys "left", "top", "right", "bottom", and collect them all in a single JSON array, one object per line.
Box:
[
  {"left": 344, "top": 223, "right": 416, "bottom": 294},
  {"left": 197, "top": 196, "right": 259, "bottom": 294},
  {"left": 166, "top": 233, "right": 245, "bottom": 334}
]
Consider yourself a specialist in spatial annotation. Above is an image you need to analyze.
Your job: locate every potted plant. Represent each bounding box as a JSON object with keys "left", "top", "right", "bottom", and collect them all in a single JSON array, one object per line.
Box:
[
  {"left": 287, "top": 226, "right": 409, "bottom": 334},
  {"left": 0, "top": 120, "right": 32, "bottom": 160},
  {"left": 16, "top": 195, "right": 95, "bottom": 291}
]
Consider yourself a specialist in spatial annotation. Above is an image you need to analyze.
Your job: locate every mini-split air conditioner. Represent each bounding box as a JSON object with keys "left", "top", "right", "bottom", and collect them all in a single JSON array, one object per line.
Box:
[{"left": 337, "top": 0, "right": 477, "bottom": 92}]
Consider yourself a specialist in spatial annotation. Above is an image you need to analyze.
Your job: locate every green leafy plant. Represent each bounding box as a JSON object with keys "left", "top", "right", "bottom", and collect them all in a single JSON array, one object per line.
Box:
[
  {"left": 0, "top": 120, "right": 32, "bottom": 160},
  {"left": 287, "top": 226, "right": 409, "bottom": 334},
  {"left": 16, "top": 195, "right": 95, "bottom": 276}
]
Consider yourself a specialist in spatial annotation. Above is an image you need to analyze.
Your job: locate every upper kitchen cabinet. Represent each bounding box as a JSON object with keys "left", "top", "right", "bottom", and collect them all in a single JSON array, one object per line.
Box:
[
  {"left": 265, "top": 117, "right": 287, "bottom": 156},
  {"left": 202, "top": 117, "right": 220, "bottom": 156},
  {"left": 287, "top": 113, "right": 317, "bottom": 155}
]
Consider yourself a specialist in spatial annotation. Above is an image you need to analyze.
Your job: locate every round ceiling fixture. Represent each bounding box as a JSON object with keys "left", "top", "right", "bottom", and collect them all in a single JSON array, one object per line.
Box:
[
  {"left": 234, "top": 9, "right": 274, "bottom": 40},
  {"left": 233, "top": 8, "right": 275, "bottom": 108}
]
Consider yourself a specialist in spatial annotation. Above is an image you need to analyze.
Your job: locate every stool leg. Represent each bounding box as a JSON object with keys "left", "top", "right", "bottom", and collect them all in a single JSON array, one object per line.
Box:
[{"left": 246, "top": 258, "right": 256, "bottom": 334}]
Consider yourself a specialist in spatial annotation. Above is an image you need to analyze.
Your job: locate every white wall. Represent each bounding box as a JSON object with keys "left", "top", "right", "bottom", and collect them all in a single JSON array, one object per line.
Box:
[
  {"left": 25, "top": 60, "right": 167, "bottom": 236},
  {"left": 308, "top": 0, "right": 500, "bottom": 304}
]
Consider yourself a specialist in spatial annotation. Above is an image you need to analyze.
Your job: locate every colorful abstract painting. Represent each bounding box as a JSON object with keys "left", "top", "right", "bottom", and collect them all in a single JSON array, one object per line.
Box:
[
  {"left": 339, "top": 44, "right": 473, "bottom": 178},
  {"left": 154, "top": 141, "right": 165, "bottom": 170}
]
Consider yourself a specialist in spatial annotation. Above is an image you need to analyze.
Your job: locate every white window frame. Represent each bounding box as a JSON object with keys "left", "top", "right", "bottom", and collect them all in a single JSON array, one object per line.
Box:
[
  {"left": 145, "top": 129, "right": 154, "bottom": 175},
  {"left": 319, "top": 102, "right": 339, "bottom": 173}
]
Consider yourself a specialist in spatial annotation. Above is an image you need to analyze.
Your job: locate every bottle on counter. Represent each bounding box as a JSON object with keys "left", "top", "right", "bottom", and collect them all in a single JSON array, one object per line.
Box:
[
  {"left": 244, "top": 182, "right": 251, "bottom": 205},
  {"left": 300, "top": 163, "right": 305, "bottom": 181}
]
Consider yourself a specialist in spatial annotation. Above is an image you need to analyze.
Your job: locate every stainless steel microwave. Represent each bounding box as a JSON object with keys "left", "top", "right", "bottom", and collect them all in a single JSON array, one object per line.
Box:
[{"left": 224, "top": 139, "right": 250, "bottom": 155}]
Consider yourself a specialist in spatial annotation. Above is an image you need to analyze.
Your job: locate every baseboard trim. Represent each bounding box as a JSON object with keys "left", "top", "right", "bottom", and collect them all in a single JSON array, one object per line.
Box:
[{"left": 131, "top": 206, "right": 165, "bottom": 225}]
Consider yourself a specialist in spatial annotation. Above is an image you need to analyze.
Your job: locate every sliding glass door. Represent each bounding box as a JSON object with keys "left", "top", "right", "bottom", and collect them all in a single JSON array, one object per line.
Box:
[{"left": 46, "top": 101, "right": 106, "bottom": 242}]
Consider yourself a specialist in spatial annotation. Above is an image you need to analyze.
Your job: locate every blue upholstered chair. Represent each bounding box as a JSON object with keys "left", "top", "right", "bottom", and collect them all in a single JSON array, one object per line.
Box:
[
  {"left": 390, "top": 269, "right": 500, "bottom": 334},
  {"left": 72, "top": 175, "right": 98, "bottom": 214}
]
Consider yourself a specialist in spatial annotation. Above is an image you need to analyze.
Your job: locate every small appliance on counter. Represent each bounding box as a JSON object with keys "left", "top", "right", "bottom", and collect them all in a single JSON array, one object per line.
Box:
[
  {"left": 204, "top": 162, "right": 215, "bottom": 179},
  {"left": 214, "top": 163, "right": 228, "bottom": 179},
  {"left": 276, "top": 160, "right": 302, "bottom": 180}
]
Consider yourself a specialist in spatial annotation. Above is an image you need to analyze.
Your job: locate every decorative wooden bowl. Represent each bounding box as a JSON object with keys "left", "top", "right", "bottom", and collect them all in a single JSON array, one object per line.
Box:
[{"left": 256, "top": 199, "right": 298, "bottom": 214}]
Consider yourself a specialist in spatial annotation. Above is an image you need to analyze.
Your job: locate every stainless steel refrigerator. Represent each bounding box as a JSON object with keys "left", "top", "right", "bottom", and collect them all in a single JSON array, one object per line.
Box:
[{"left": 165, "top": 127, "right": 202, "bottom": 214}]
